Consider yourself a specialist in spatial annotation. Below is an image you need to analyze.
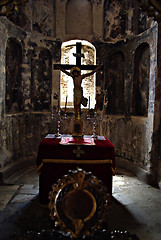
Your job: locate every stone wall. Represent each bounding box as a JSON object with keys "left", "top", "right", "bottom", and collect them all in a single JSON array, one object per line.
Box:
[{"left": 0, "top": 17, "right": 59, "bottom": 167}]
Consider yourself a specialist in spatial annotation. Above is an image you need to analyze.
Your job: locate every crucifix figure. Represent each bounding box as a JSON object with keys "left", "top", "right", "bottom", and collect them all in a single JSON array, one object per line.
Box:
[{"left": 54, "top": 42, "right": 102, "bottom": 118}]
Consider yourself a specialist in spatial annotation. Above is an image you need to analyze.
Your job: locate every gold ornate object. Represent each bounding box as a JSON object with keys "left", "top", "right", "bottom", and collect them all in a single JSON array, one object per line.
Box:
[
  {"left": 0, "top": 0, "right": 28, "bottom": 16},
  {"left": 72, "top": 113, "right": 83, "bottom": 137},
  {"left": 140, "top": 0, "right": 161, "bottom": 21},
  {"left": 48, "top": 169, "right": 110, "bottom": 238}
]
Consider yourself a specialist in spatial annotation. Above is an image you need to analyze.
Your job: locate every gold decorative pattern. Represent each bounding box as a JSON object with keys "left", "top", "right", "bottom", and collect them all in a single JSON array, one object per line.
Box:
[
  {"left": 37, "top": 158, "right": 114, "bottom": 175},
  {"left": 0, "top": 0, "right": 28, "bottom": 16},
  {"left": 48, "top": 169, "right": 110, "bottom": 238},
  {"left": 42, "top": 158, "right": 113, "bottom": 164},
  {"left": 73, "top": 146, "right": 84, "bottom": 157}
]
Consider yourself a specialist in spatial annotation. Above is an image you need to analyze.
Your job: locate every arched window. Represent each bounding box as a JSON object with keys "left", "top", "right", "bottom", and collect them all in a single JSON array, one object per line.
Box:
[{"left": 60, "top": 40, "right": 96, "bottom": 110}]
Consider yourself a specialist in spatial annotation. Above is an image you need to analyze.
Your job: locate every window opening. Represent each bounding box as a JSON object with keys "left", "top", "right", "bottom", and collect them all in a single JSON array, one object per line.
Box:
[{"left": 60, "top": 40, "right": 96, "bottom": 110}]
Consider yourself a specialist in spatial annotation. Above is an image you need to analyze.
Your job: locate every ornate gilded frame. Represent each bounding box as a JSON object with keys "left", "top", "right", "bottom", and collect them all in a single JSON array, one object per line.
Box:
[{"left": 48, "top": 169, "right": 110, "bottom": 238}]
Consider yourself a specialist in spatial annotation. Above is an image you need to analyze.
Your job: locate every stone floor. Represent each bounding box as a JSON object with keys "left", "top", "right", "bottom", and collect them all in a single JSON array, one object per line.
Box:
[{"left": 0, "top": 164, "right": 161, "bottom": 240}]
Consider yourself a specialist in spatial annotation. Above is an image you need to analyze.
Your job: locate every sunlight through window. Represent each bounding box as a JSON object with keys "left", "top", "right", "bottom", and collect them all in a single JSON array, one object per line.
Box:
[{"left": 60, "top": 40, "right": 96, "bottom": 110}]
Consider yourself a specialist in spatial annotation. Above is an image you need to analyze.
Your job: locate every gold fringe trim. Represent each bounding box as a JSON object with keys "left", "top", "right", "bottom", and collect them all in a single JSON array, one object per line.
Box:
[
  {"left": 37, "top": 159, "right": 115, "bottom": 175},
  {"left": 42, "top": 158, "right": 113, "bottom": 164},
  {"left": 37, "top": 162, "right": 43, "bottom": 174}
]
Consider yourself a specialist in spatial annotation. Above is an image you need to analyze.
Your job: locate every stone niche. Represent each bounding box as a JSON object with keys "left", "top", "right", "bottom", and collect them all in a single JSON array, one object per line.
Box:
[
  {"left": 132, "top": 43, "right": 150, "bottom": 117},
  {"left": 105, "top": 51, "right": 125, "bottom": 115},
  {"left": 31, "top": 47, "right": 52, "bottom": 111},
  {"left": 66, "top": 0, "right": 93, "bottom": 34},
  {"left": 5, "top": 37, "right": 23, "bottom": 113}
]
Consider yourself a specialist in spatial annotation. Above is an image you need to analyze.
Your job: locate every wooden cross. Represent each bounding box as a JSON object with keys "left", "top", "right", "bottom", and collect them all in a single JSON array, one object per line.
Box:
[{"left": 54, "top": 42, "right": 103, "bottom": 71}]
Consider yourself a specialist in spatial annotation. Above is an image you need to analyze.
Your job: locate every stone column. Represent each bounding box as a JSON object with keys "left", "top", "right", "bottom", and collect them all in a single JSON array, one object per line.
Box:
[{"left": 150, "top": 22, "right": 161, "bottom": 187}]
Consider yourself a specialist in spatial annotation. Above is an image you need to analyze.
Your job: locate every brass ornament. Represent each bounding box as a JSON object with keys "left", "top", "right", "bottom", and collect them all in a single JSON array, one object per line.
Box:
[{"left": 48, "top": 169, "right": 110, "bottom": 238}]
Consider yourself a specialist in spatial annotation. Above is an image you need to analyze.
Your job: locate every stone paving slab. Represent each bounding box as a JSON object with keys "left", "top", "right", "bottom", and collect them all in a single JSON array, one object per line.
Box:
[
  {"left": 0, "top": 185, "right": 19, "bottom": 211},
  {"left": 18, "top": 184, "right": 39, "bottom": 194},
  {"left": 10, "top": 194, "right": 37, "bottom": 203}
]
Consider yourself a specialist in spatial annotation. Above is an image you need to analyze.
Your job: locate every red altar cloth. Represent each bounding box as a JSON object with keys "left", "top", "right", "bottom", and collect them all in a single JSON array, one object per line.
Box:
[{"left": 36, "top": 135, "right": 115, "bottom": 205}]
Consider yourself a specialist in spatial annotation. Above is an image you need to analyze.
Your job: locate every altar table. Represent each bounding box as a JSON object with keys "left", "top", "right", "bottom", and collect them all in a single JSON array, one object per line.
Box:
[{"left": 36, "top": 134, "right": 115, "bottom": 205}]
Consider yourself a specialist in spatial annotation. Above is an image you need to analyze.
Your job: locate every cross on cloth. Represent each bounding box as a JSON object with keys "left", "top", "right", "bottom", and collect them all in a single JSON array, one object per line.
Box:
[
  {"left": 54, "top": 42, "right": 103, "bottom": 71},
  {"left": 73, "top": 146, "right": 84, "bottom": 158}
]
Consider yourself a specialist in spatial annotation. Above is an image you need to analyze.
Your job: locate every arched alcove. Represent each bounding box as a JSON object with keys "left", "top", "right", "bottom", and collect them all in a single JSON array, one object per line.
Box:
[
  {"left": 66, "top": 0, "right": 93, "bottom": 34},
  {"left": 60, "top": 40, "right": 96, "bottom": 109},
  {"left": 106, "top": 51, "right": 125, "bottom": 115},
  {"left": 5, "top": 38, "right": 22, "bottom": 113},
  {"left": 31, "top": 47, "right": 52, "bottom": 111},
  {"left": 132, "top": 43, "right": 150, "bottom": 116}
]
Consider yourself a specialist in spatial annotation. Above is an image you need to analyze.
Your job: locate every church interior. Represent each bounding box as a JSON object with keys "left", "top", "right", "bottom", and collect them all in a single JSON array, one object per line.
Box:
[{"left": 0, "top": 0, "right": 161, "bottom": 239}]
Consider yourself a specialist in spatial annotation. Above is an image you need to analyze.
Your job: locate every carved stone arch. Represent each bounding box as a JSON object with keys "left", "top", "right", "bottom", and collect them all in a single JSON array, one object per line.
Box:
[
  {"left": 132, "top": 42, "right": 150, "bottom": 116},
  {"left": 66, "top": 0, "right": 93, "bottom": 34},
  {"left": 31, "top": 47, "right": 52, "bottom": 111},
  {"left": 106, "top": 50, "right": 125, "bottom": 115},
  {"left": 5, "top": 37, "right": 23, "bottom": 113}
]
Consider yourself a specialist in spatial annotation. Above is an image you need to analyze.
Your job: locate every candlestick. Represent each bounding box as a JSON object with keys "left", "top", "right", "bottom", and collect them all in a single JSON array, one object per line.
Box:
[
  {"left": 55, "top": 110, "right": 61, "bottom": 138},
  {"left": 65, "top": 95, "right": 68, "bottom": 113},
  {"left": 89, "top": 96, "right": 90, "bottom": 110},
  {"left": 91, "top": 111, "right": 97, "bottom": 139},
  {"left": 58, "top": 94, "right": 60, "bottom": 112},
  {"left": 102, "top": 95, "right": 105, "bottom": 116}
]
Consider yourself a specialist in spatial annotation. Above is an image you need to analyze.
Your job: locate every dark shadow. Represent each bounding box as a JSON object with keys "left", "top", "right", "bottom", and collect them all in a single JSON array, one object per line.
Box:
[
  {"left": 0, "top": 195, "right": 52, "bottom": 240},
  {"left": 108, "top": 197, "right": 143, "bottom": 232}
]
